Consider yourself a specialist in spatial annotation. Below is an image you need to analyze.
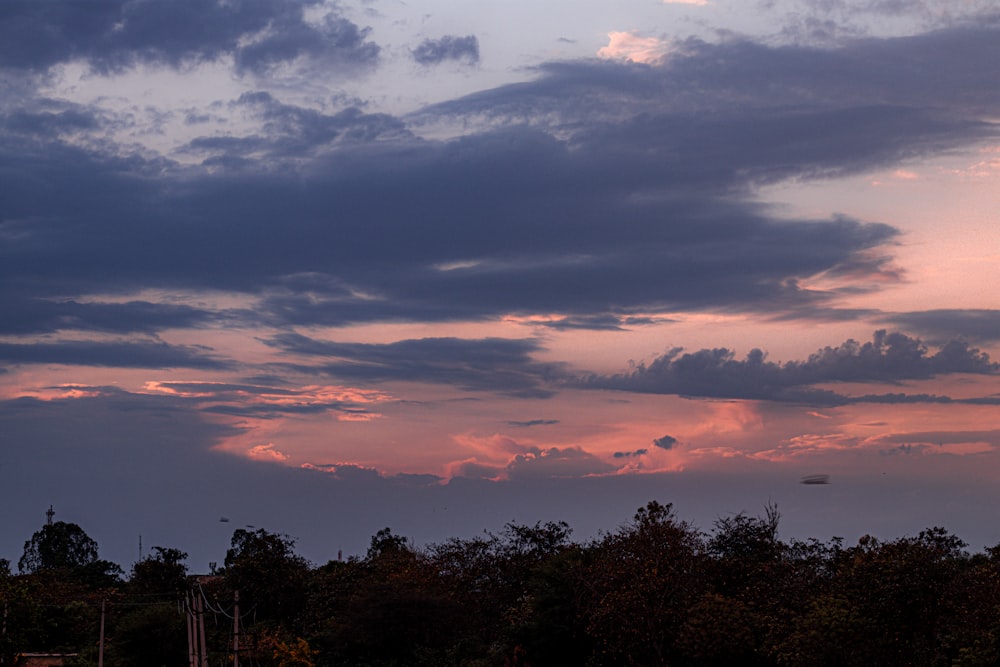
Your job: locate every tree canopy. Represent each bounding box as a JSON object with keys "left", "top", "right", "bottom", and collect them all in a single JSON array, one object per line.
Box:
[
  {"left": 18, "top": 520, "right": 99, "bottom": 573},
  {"left": 8, "top": 505, "right": 1000, "bottom": 666}
]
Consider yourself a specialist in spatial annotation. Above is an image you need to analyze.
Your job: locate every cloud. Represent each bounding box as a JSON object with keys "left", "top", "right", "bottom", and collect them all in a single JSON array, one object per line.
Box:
[
  {"left": 7, "top": 388, "right": 1000, "bottom": 570},
  {"left": 412, "top": 35, "right": 480, "bottom": 65},
  {"left": 145, "top": 380, "right": 390, "bottom": 420},
  {"left": 420, "top": 27, "right": 1000, "bottom": 147},
  {"left": 598, "top": 32, "right": 671, "bottom": 64},
  {"left": 654, "top": 435, "right": 678, "bottom": 450},
  {"left": 1, "top": 17, "right": 999, "bottom": 434},
  {"left": 0, "top": 339, "right": 231, "bottom": 369},
  {"left": 13, "top": 22, "right": 1000, "bottom": 333},
  {"left": 507, "top": 419, "right": 560, "bottom": 428},
  {"left": 448, "top": 460, "right": 504, "bottom": 481},
  {"left": 264, "top": 334, "right": 565, "bottom": 398},
  {"left": 0, "top": 298, "right": 219, "bottom": 335},
  {"left": 0, "top": 0, "right": 380, "bottom": 75},
  {"left": 774, "top": 0, "right": 1000, "bottom": 42},
  {"left": 579, "top": 331, "right": 998, "bottom": 405},
  {"left": 181, "top": 92, "right": 411, "bottom": 159},
  {"left": 247, "top": 443, "right": 289, "bottom": 462},
  {"left": 613, "top": 449, "right": 648, "bottom": 458},
  {"left": 4, "top": 104, "right": 102, "bottom": 138},
  {"left": 233, "top": 13, "right": 380, "bottom": 75},
  {"left": 504, "top": 446, "right": 619, "bottom": 480},
  {"left": 873, "top": 429, "right": 1000, "bottom": 448},
  {"left": 883, "top": 310, "right": 1000, "bottom": 344}
]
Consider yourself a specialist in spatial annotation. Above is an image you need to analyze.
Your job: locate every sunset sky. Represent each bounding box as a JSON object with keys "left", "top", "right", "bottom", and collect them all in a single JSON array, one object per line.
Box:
[{"left": 3, "top": 0, "right": 1000, "bottom": 570}]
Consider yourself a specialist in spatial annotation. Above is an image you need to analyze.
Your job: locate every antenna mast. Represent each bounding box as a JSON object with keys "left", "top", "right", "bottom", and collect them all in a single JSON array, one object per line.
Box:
[{"left": 46, "top": 505, "right": 54, "bottom": 526}]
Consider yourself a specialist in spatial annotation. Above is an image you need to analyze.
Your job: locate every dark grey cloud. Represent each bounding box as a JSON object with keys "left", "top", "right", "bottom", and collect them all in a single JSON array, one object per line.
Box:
[
  {"left": 532, "top": 314, "right": 675, "bottom": 331},
  {"left": 0, "top": 339, "right": 231, "bottom": 369},
  {"left": 613, "top": 449, "right": 648, "bottom": 458},
  {"left": 0, "top": 0, "right": 378, "bottom": 75},
  {"left": 4, "top": 105, "right": 102, "bottom": 137},
  {"left": 233, "top": 13, "right": 380, "bottom": 75},
  {"left": 264, "top": 334, "right": 565, "bottom": 398},
  {"left": 535, "top": 314, "right": 630, "bottom": 331},
  {"left": 182, "top": 92, "right": 411, "bottom": 159},
  {"left": 800, "top": 474, "right": 830, "bottom": 484},
  {"left": 883, "top": 310, "right": 1000, "bottom": 344},
  {"left": 874, "top": 429, "right": 1000, "bottom": 447},
  {"left": 416, "top": 26, "right": 1000, "bottom": 136},
  {"left": 412, "top": 35, "right": 479, "bottom": 65},
  {"left": 580, "top": 331, "right": 998, "bottom": 405},
  {"left": 507, "top": 419, "right": 560, "bottom": 428},
  {"left": 772, "top": 0, "right": 1000, "bottom": 43},
  {"left": 653, "top": 435, "right": 678, "bottom": 450},
  {"left": 879, "top": 443, "right": 929, "bottom": 456},
  {"left": 2, "top": 22, "right": 1000, "bottom": 345},
  {"left": 0, "top": 298, "right": 219, "bottom": 335}
]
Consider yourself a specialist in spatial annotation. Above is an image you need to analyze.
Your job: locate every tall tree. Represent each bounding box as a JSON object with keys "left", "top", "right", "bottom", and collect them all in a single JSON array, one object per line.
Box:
[
  {"left": 580, "top": 501, "right": 707, "bottom": 665},
  {"left": 18, "top": 521, "right": 98, "bottom": 573},
  {"left": 222, "top": 528, "right": 311, "bottom": 628},
  {"left": 130, "top": 546, "right": 189, "bottom": 596}
]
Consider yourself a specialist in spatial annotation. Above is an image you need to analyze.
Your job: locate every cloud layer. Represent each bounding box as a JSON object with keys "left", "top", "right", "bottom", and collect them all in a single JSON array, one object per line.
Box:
[
  {"left": 0, "top": 0, "right": 379, "bottom": 74},
  {"left": 3, "top": 1, "right": 1000, "bottom": 570},
  {"left": 581, "top": 331, "right": 998, "bottom": 405}
]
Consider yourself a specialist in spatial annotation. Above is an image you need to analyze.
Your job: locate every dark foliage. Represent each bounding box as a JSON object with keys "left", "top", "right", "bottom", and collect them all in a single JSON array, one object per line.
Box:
[{"left": 7, "top": 505, "right": 1000, "bottom": 666}]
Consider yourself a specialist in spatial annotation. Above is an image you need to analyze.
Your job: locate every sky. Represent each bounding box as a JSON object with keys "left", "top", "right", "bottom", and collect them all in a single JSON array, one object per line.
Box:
[{"left": 3, "top": 0, "right": 1000, "bottom": 571}]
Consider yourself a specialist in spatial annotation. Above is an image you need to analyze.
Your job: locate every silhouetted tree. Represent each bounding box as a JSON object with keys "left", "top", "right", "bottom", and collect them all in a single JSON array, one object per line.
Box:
[
  {"left": 325, "top": 528, "right": 460, "bottom": 665},
  {"left": 683, "top": 505, "right": 785, "bottom": 664},
  {"left": 19, "top": 521, "right": 99, "bottom": 573},
  {"left": 776, "top": 528, "right": 969, "bottom": 666},
  {"left": 580, "top": 501, "right": 707, "bottom": 665},
  {"left": 222, "top": 528, "right": 311, "bottom": 641},
  {"left": 130, "top": 546, "right": 188, "bottom": 596}
]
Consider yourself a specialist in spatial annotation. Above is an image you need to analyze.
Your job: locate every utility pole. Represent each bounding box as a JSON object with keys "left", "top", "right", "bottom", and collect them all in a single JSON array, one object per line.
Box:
[
  {"left": 186, "top": 591, "right": 197, "bottom": 667},
  {"left": 197, "top": 592, "right": 209, "bottom": 667},
  {"left": 232, "top": 590, "right": 240, "bottom": 667}
]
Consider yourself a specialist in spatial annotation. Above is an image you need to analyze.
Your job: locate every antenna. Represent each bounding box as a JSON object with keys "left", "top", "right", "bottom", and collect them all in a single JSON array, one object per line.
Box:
[
  {"left": 139, "top": 534, "right": 143, "bottom": 561},
  {"left": 46, "top": 505, "right": 54, "bottom": 526}
]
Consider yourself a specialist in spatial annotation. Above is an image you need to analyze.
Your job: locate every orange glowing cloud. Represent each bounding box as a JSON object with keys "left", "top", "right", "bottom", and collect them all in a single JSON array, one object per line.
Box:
[{"left": 143, "top": 380, "right": 391, "bottom": 405}]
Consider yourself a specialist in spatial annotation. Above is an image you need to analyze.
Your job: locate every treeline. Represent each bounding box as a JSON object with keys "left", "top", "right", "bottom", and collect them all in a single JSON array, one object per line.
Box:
[{"left": 4, "top": 501, "right": 1000, "bottom": 666}]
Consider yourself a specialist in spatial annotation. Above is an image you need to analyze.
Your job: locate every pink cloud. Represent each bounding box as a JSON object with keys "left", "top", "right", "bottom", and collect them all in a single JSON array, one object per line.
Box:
[
  {"left": 597, "top": 32, "right": 671, "bottom": 64},
  {"left": 247, "top": 442, "right": 289, "bottom": 462},
  {"left": 505, "top": 446, "right": 619, "bottom": 479}
]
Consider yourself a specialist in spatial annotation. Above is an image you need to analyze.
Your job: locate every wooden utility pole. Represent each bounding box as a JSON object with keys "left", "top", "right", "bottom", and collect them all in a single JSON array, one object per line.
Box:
[
  {"left": 186, "top": 591, "right": 197, "bottom": 667},
  {"left": 196, "top": 593, "right": 209, "bottom": 667},
  {"left": 232, "top": 590, "right": 240, "bottom": 667}
]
